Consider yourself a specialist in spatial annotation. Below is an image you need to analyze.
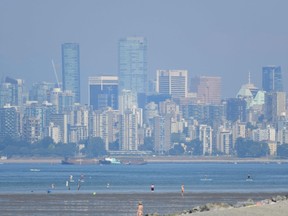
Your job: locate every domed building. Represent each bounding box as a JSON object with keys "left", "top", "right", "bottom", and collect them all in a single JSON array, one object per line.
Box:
[{"left": 236, "top": 73, "right": 264, "bottom": 109}]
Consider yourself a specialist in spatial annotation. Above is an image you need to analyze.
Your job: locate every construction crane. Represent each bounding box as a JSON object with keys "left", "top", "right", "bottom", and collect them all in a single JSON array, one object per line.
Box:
[{"left": 51, "top": 59, "right": 60, "bottom": 88}]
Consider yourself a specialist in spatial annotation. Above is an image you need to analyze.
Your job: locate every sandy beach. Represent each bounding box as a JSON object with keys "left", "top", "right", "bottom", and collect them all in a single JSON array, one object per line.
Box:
[
  {"left": 179, "top": 199, "right": 288, "bottom": 216},
  {"left": 0, "top": 192, "right": 287, "bottom": 216}
]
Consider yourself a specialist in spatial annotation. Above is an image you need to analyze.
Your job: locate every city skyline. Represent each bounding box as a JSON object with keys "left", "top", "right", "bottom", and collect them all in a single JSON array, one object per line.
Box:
[{"left": 1, "top": 0, "right": 288, "bottom": 104}]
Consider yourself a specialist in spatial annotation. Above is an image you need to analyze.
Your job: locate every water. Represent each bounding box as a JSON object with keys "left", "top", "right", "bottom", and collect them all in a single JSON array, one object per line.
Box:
[{"left": 1, "top": 162, "right": 287, "bottom": 194}]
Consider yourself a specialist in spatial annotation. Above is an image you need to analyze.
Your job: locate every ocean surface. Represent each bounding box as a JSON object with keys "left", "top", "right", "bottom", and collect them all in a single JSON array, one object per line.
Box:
[{"left": 0, "top": 162, "right": 287, "bottom": 194}]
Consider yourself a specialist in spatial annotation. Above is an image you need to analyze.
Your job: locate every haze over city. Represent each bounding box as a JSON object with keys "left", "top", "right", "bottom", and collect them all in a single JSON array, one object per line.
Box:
[{"left": 1, "top": 0, "right": 288, "bottom": 103}]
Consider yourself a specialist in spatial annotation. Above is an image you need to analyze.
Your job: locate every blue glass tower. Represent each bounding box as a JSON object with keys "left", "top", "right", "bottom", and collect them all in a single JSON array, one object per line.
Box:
[
  {"left": 262, "top": 66, "right": 283, "bottom": 92},
  {"left": 118, "top": 37, "right": 147, "bottom": 94},
  {"left": 62, "top": 43, "right": 80, "bottom": 103}
]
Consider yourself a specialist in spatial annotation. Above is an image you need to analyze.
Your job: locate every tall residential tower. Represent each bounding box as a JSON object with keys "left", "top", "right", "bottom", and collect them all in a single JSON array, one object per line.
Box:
[{"left": 62, "top": 43, "right": 80, "bottom": 103}]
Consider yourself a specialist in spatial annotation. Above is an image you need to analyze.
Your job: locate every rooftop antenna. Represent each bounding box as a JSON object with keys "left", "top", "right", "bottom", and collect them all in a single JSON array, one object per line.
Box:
[
  {"left": 51, "top": 59, "right": 60, "bottom": 88},
  {"left": 248, "top": 71, "right": 251, "bottom": 84}
]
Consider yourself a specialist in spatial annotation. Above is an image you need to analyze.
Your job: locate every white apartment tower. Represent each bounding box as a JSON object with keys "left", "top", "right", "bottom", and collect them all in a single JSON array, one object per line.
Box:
[
  {"left": 156, "top": 70, "right": 188, "bottom": 98},
  {"left": 199, "top": 124, "right": 213, "bottom": 155}
]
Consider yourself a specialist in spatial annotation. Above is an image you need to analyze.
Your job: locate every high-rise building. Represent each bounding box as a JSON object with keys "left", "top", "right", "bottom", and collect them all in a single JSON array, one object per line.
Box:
[
  {"left": 119, "top": 109, "right": 139, "bottom": 151},
  {"left": 118, "top": 89, "right": 138, "bottom": 114},
  {"left": 0, "top": 77, "right": 25, "bottom": 107},
  {"left": 156, "top": 70, "right": 188, "bottom": 98},
  {"left": 217, "top": 128, "right": 232, "bottom": 155},
  {"left": 197, "top": 76, "right": 221, "bottom": 104},
  {"left": 199, "top": 124, "right": 213, "bottom": 155},
  {"left": 49, "top": 114, "right": 68, "bottom": 144},
  {"left": 0, "top": 105, "right": 20, "bottom": 140},
  {"left": 62, "top": 43, "right": 80, "bottom": 103},
  {"left": 262, "top": 66, "right": 283, "bottom": 92},
  {"left": 89, "top": 76, "right": 118, "bottom": 110},
  {"left": 153, "top": 115, "right": 171, "bottom": 154},
  {"left": 225, "top": 98, "right": 247, "bottom": 122},
  {"left": 118, "top": 37, "right": 147, "bottom": 94},
  {"left": 264, "top": 92, "right": 286, "bottom": 123},
  {"left": 90, "top": 108, "right": 119, "bottom": 150},
  {"left": 29, "top": 82, "right": 56, "bottom": 104},
  {"left": 22, "top": 117, "right": 41, "bottom": 143}
]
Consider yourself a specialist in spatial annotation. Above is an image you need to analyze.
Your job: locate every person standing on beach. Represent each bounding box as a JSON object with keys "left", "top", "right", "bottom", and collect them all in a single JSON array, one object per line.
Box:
[
  {"left": 150, "top": 184, "right": 155, "bottom": 192},
  {"left": 181, "top": 184, "right": 184, "bottom": 197},
  {"left": 137, "top": 201, "right": 143, "bottom": 216}
]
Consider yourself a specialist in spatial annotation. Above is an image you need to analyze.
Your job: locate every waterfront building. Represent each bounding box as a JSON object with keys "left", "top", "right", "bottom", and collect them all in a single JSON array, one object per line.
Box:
[
  {"left": 153, "top": 115, "right": 171, "bottom": 154},
  {"left": 156, "top": 70, "right": 188, "bottom": 98},
  {"left": 89, "top": 76, "right": 118, "bottom": 110},
  {"left": 232, "top": 121, "right": 246, "bottom": 147},
  {"left": 262, "top": 66, "right": 283, "bottom": 92},
  {"left": 196, "top": 76, "right": 221, "bottom": 104},
  {"left": 118, "top": 37, "right": 147, "bottom": 94},
  {"left": 89, "top": 108, "right": 119, "bottom": 150},
  {"left": 225, "top": 98, "right": 247, "bottom": 122},
  {"left": 0, "top": 105, "right": 20, "bottom": 140},
  {"left": 49, "top": 114, "right": 68, "bottom": 143},
  {"left": 277, "top": 127, "right": 288, "bottom": 144},
  {"left": 46, "top": 122, "right": 61, "bottom": 143},
  {"left": 264, "top": 92, "right": 286, "bottom": 123},
  {"left": 199, "top": 124, "right": 213, "bottom": 155},
  {"left": 119, "top": 109, "right": 139, "bottom": 151},
  {"left": 62, "top": 43, "right": 80, "bottom": 103},
  {"left": 118, "top": 89, "right": 138, "bottom": 114},
  {"left": 23, "top": 101, "right": 45, "bottom": 137},
  {"left": 252, "top": 126, "right": 276, "bottom": 142},
  {"left": 0, "top": 77, "right": 25, "bottom": 107},
  {"left": 22, "top": 117, "right": 41, "bottom": 143},
  {"left": 217, "top": 128, "right": 232, "bottom": 155},
  {"left": 66, "top": 105, "right": 89, "bottom": 143}
]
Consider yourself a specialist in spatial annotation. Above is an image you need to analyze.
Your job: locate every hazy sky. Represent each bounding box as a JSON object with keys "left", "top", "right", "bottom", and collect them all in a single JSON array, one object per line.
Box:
[{"left": 1, "top": 0, "right": 288, "bottom": 103}]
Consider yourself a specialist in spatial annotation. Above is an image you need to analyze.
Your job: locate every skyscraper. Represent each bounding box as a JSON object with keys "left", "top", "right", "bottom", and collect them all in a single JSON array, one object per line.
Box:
[
  {"left": 196, "top": 76, "right": 221, "bottom": 104},
  {"left": 156, "top": 70, "right": 188, "bottom": 98},
  {"left": 89, "top": 76, "right": 118, "bottom": 110},
  {"left": 262, "top": 66, "right": 283, "bottom": 92},
  {"left": 62, "top": 43, "right": 80, "bottom": 103},
  {"left": 118, "top": 37, "right": 147, "bottom": 94}
]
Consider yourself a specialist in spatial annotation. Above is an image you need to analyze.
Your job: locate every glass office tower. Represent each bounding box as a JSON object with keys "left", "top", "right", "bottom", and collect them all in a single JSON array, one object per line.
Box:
[
  {"left": 262, "top": 66, "right": 283, "bottom": 92},
  {"left": 118, "top": 37, "right": 147, "bottom": 94},
  {"left": 62, "top": 43, "right": 80, "bottom": 103}
]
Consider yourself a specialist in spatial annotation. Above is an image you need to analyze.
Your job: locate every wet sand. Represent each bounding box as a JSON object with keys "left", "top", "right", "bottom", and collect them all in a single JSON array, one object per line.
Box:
[{"left": 0, "top": 192, "right": 287, "bottom": 216}]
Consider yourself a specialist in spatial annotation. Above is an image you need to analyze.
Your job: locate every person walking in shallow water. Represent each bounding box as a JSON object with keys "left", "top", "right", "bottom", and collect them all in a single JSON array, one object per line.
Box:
[
  {"left": 137, "top": 201, "right": 143, "bottom": 216},
  {"left": 181, "top": 184, "right": 185, "bottom": 197}
]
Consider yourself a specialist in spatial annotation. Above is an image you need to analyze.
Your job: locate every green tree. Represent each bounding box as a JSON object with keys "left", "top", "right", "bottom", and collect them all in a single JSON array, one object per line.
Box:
[
  {"left": 109, "top": 140, "right": 120, "bottom": 151},
  {"left": 185, "top": 139, "right": 203, "bottom": 155},
  {"left": 277, "top": 144, "right": 288, "bottom": 158},
  {"left": 235, "top": 138, "right": 269, "bottom": 158},
  {"left": 169, "top": 144, "right": 185, "bottom": 155},
  {"left": 138, "top": 137, "right": 154, "bottom": 151},
  {"left": 84, "top": 137, "right": 107, "bottom": 158}
]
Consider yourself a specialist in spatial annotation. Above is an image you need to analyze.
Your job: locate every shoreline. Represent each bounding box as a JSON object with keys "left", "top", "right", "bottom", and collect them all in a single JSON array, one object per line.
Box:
[{"left": 2, "top": 156, "right": 288, "bottom": 164}]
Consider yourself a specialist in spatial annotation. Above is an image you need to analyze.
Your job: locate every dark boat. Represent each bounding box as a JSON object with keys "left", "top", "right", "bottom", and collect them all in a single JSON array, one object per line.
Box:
[{"left": 61, "top": 157, "right": 74, "bottom": 165}]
